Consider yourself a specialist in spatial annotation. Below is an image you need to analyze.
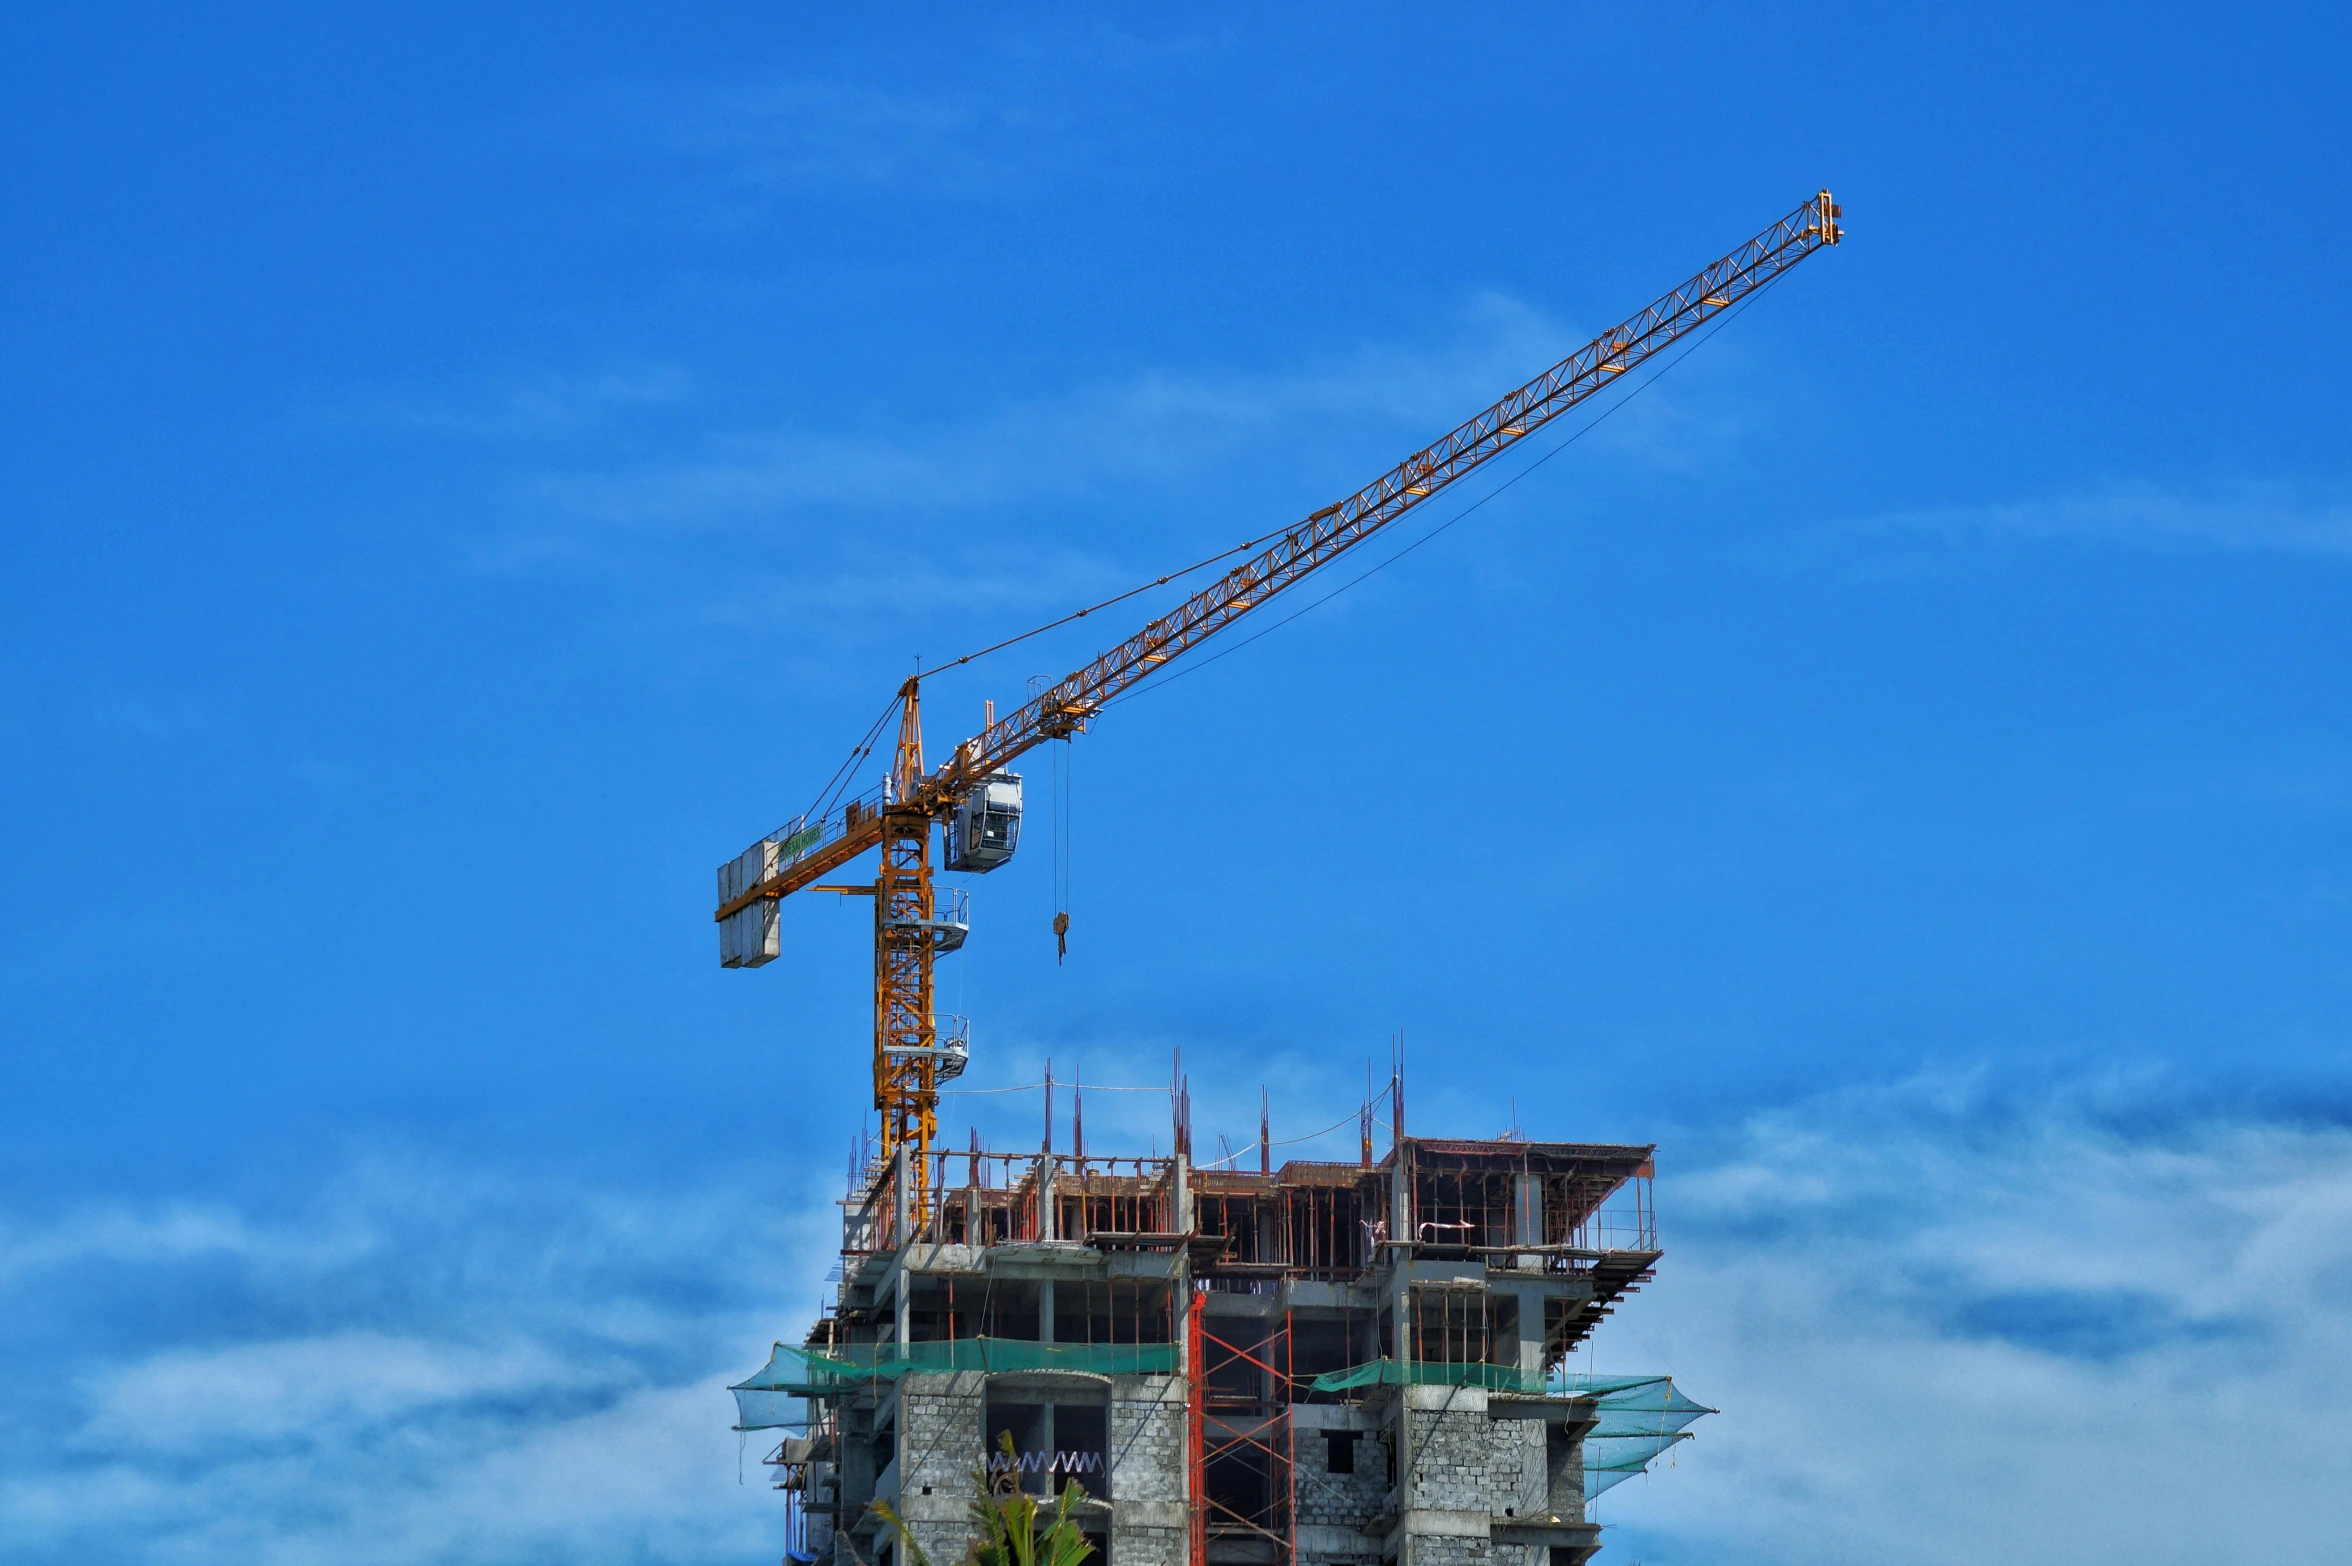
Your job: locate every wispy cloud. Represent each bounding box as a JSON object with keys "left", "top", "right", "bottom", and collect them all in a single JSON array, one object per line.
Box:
[
  {"left": 378, "top": 271, "right": 1765, "bottom": 665},
  {"left": 333, "top": 366, "right": 694, "bottom": 444},
  {"left": 76, "top": 1331, "right": 582, "bottom": 1448},
  {"left": 456, "top": 294, "right": 1602, "bottom": 650},
  {"left": 616, "top": 35, "right": 1225, "bottom": 211},
  {"left": 662, "top": 79, "right": 1054, "bottom": 201},
  {"left": 0, "top": 1202, "right": 363, "bottom": 1283},
  {"left": 1591, "top": 1072, "right": 2352, "bottom": 1565},
  {"left": 1795, "top": 481, "right": 2352, "bottom": 570},
  {"left": 407, "top": 369, "right": 691, "bottom": 441},
  {"left": 521, "top": 293, "right": 1592, "bottom": 534},
  {"left": 0, "top": 1151, "right": 828, "bottom": 1566}
]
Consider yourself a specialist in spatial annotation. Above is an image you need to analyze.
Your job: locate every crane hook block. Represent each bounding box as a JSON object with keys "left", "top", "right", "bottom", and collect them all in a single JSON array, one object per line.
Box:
[{"left": 946, "top": 771, "right": 1024, "bottom": 872}]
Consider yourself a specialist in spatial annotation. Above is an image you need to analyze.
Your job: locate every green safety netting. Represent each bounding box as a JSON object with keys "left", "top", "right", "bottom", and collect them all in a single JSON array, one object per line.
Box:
[
  {"left": 1306, "top": 1360, "right": 1547, "bottom": 1395},
  {"left": 731, "top": 1339, "right": 1182, "bottom": 1428},
  {"left": 1299, "top": 1363, "right": 1713, "bottom": 1497},
  {"left": 1554, "top": 1373, "right": 1716, "bottom": 1496},
  {"left": 734, "top": 1347, "right": 1712, "bottom": 1497}
]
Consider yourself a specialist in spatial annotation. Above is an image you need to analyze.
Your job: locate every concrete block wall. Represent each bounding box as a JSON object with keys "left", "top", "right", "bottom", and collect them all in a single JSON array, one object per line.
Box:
[
  {"left": 892, "top": 1372, "right": 989, "bottom": 1566},
  {"left": 1543, "top": 1425, "right": 1584, "bottom": 1518},
  {"left": 1408, "top": 1538, "right": 1492, "bottom": 1566},
  {"left": 1108, "top": 1375, "right": 1189, "bottom": 1566},
  {"left": 1290, "top": 1404, "right": 1390, "bottom": 1566},
  {"left": 1394, "top": 1386, "right": 1555, "bottom": 1566},
  {"left": 1402, "top": 1388, "right": 1544, "bottom": 1517},
  {"left": 870, "top": 1371, "right": 1190, "bottom": 1566}
]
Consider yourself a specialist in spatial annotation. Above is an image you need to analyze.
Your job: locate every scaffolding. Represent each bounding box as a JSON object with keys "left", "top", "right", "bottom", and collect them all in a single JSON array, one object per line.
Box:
[{"left": 1191, "top": 1304, "right": 1294, "bottom": 1566}]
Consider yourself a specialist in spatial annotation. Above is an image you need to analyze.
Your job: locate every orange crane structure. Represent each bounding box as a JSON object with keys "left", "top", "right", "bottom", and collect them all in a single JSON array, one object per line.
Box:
[{"left": 714, "top": 191, "right": 1842, "bottom": 1203}]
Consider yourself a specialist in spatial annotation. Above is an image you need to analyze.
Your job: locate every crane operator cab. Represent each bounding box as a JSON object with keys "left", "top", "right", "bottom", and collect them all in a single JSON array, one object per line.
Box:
[{"left": 946, "top": 772, "right": 1023, "bottom": 871}]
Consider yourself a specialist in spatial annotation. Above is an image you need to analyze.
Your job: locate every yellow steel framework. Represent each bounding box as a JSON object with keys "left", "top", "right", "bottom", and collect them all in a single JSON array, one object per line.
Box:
[
  {"left": 874, "top": 686, "right": 940, "bottom": 1174},
  {"left": 716, "top": 191, "right": 1844, "bottom": 1203}
]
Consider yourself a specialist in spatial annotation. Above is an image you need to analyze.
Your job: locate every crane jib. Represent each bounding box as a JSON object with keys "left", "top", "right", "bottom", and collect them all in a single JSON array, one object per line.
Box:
[
  {"left": 716, "top": 190, "right": 1841, "bottom": 922},
  {"left": 938, "top": 192, "right": 1840, "bottom": 790}
]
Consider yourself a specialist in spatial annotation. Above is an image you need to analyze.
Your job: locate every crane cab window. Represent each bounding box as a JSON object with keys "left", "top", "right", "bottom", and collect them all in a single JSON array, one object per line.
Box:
[{"left": 947, "top": 772, "right": 1024, "bottom": 872}]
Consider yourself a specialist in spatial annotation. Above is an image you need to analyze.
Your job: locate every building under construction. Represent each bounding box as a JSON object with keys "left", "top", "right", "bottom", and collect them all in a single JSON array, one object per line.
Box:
[{"left": 730, "top": 1093, "right": 1708, "bottom": 1566}]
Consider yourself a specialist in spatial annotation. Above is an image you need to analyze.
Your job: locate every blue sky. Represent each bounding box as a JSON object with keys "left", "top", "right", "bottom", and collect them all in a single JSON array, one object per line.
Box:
[{"left": 3, "top": 5, "right": 2349, "bottom": 1563}]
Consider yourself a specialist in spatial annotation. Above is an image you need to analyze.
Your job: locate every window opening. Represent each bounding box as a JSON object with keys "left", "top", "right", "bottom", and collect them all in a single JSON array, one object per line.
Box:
[{"left": 985, "top": 1391, "right": 1109, "bottom": 1499}]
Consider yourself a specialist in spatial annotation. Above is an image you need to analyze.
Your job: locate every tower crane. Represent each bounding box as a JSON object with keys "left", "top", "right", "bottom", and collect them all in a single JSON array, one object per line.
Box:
[{"left": 714, "top": 191, "right": 1843, "bottom": 1199}]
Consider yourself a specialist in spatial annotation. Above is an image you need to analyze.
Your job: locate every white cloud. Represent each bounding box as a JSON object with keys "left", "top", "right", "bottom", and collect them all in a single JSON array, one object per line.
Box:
[
  {"left": 0, "top": 1152, "right": 828, "bottom": 1566},
  {"left": 77, "top": 1332, "right": 585, "bottom": 1449},
  {"left": 0, "top": 1203, "right": 367, "bottom": 1282},
  {"left": 1587, "top": 1075, "right": 2352, "bottom": 1565},
  {"left": 32, "top": 1378, "right": 764, "bottom": 1566}
]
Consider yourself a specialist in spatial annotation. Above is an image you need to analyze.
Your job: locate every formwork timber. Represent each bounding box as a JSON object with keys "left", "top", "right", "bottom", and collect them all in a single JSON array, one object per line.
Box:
[{"left": 748, "top": 1134, "right": 1660, "bottom": 1566}]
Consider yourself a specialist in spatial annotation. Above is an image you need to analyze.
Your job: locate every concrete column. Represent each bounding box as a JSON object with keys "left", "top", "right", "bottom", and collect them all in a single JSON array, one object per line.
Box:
[
  {"left": 1388, "top": 1144, "right": 1414, "bottom": 1566},
  {"left": 1173, "top": 1151, "right": 1194, "bottom": 1383},
  {"left": 1389, "top": 1144, "right": 1412, "bottom": 1351},
  {"left": 1514, "top": 1286, "right": 1544, "bottom": 1386},
  {"left": 1546, "top": 1422, "right": 1586, "bottom": 1518},
  {"left": 894, "top": 1145, "right": 911, "bottom": 1251},
  {"left": 893, "top": 1145, "right": 913, "bottom": 1354},
  {"left": 1039, "top": 1278, "right": 1056, "bottom": 1345}
]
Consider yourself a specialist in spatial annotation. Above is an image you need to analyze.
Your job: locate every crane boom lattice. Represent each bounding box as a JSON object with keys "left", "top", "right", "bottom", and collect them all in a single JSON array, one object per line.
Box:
[{"left": 714, "top": 189, "right": 1843, "bottom": 1204}]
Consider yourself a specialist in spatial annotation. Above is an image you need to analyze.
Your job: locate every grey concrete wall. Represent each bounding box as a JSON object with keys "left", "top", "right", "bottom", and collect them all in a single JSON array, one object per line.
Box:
[
  {"left": 883, "top": 1372, "right": 1190, "bottom": 1566},
  {"left": 1401, "top": 1387, "right": 1542, "bottom": 1517},
  {"left": 1290, "top": 1405, "right": 1389, "bottom": 1566},
  {"left": 1410, "top": 1538, "right": 1492, "bottom": 1566},
  {"left": 892, "top": 1372, "right": 989, "bottom": 1566},
  {"left": 1544, "top": 1426, "right": 1584, "bottom": 1519},
  {"left": 1108, "top": 1374, "right": 1189, "bottom": 1566}
]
